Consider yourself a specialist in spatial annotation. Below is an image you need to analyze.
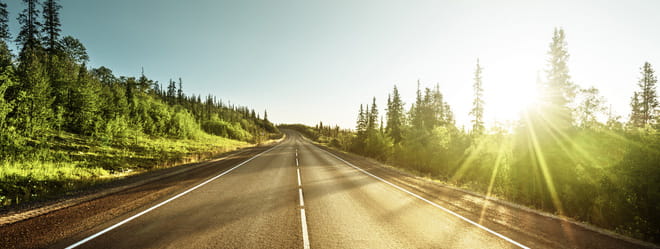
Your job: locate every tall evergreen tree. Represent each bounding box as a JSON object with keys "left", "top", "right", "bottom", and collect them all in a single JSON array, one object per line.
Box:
[
  {"left": 542, "top": 28, "right": 575, "bottom": 130},
  {"left": 386, "top": 85, "right": 404, "bottom": 143},
  {"left": 410, "top": 81, "right": 424, "bottom": 131},
  {"left": 630, "top": 92, "right": 644, "bottom": 127},
  {"left": 367, "top": 97, "right": 378, "bottom": 133},
  {"left": 177, "top": 77, "right": 183, "bottom": 103},
  {"left": 0, "top": 0, "right": 11, "bottom": 68},
  {"left": 470, "top": 59, "right": 485, "bottom": 135},
  {"left": 636, "top": 62, "right": 658, "bottom": 126},
  {"left": 41, "top": 0, "right": 62, "bottom": 53},
  {"left": 16, "top": 0, "right": 42, "bottom": 50},
  {"left": 70, "top": 64, "right": 101, "bottom": 134},
  {"left": 356, "top": 104, "right": 366, "bottom": 138},
  {"left": 12, "top": 51, "right": 53, "bottom": 137}
]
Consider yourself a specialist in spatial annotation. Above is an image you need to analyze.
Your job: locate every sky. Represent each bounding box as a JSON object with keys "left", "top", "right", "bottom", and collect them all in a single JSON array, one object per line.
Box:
[{"left": 6, "top": 0, "right": 660, "bottom": 129}]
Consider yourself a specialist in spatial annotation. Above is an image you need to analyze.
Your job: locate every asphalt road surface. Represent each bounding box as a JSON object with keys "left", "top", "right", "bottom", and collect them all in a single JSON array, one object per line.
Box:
[{"left": 1, "top": 130, "right": 655, "bottom": 249}]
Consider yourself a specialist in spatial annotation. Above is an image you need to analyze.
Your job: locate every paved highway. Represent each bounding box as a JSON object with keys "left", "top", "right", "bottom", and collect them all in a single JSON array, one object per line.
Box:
[{"left": 1, "top": 130, "right": 654, "bottom": 249}]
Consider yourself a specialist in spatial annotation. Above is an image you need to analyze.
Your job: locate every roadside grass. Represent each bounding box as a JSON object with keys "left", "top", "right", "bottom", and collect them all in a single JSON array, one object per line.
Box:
[{"left": 0, "top": 132, "right": 248, "bottom": 208}]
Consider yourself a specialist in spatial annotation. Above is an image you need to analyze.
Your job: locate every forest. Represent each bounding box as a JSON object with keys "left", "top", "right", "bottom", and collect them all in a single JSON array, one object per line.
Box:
[
  {"left": 0, "top": 1, "right": 278, "bottom": 208},
  {"left": 300, "top": 28, "right": 660, "bottom": 243}
]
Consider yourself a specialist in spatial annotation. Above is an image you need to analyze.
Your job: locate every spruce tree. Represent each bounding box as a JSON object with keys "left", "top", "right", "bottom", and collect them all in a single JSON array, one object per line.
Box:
[
  {"left": 356, "top": 104, "right": 366, "bottom": 138},
  {"left": 12, "top": 50, "right": 53, "bottom": 137},
  {"left": 70, "top": 64, "right": 101, "bottom": 134},
  {"left": 367, "top": 97, "right": 378, "bottom": 134},
  {"left": 638, "top": 62, "right": 658, "bottom": 126},
  {"left": 630, "top": 92, "right": 643, "bottom": 127},
  {"left": 543, "top": 28, "right": 575, "bottom": 130},
  {"left": 470, "top": 59, "right": 485, "bottom": 135},
  {"left": 177, "top": 77, "right": 183, "bottom": 103},
  {"left": 0, "top": 1, "right": 11, "bottom": 68},
  {"left": 386, "top": 85, "right": 404, "bottom": 143},
  {"left": 16, "top": 0, "right": 42, "bottom": 50},
  {"left": 41, "top": 0, "right": 61, "bottom": 54}
]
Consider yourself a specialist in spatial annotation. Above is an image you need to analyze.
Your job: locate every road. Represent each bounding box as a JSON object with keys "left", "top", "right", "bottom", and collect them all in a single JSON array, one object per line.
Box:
[{"left": 1, "top": 130, "right": 655, "bottom": 249}]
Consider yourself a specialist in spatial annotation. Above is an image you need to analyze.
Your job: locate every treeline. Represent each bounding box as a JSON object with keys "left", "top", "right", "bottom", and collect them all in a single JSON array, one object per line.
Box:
[
  {"left": 313, "top": 28, "right": 660, "bottom": 242},
  {"left": 0, "top": 0, "right": 277, "bottom": 162}
]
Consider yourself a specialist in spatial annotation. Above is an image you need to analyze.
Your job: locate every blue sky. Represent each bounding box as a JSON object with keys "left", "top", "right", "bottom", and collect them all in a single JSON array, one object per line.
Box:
[{"left": 6, "top": 0, "right": 660, "bottom": 129}]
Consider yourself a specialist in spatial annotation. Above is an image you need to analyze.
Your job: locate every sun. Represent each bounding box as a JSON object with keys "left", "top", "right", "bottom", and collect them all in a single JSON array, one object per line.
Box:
[{"left": 485, "top": 80, "right": 539, "bottom": 125}]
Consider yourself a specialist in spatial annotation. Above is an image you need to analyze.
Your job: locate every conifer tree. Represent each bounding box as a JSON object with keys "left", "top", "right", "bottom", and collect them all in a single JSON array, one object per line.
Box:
[
  {"left": 177, "top": 77, "right": 183, "bottom": 103},
  {"left": 543, "top": 28, "right": 575, "bottom": 130},
  {"left": 410, "top": 81, "right": 424, "bottom": 131},
  {"left": 470, "top": 59, "right": 485, "bottom": 135},
  {"left": 12, "top": 51, "right": 53, "bottom": 137},
  {"left": 386, "top": 85, "right": 404, "bottom": 143},
  {"left": 367, "top": 97, "right": 378, "bottom": 133},
  {"left": 630, "top": 92, "right": 643, "bottom": 127},
  {"left": 41, "top": 0, "right": 61, "bottom": 54},
  {"left": 16, "top": 0, "right": 42, "bottom": 50},
  {"left": 637, "top": 62, "right": 658, "bottom": 126},
  {"left": 0, "top": 0, "right": 11, "bottom": 68},
  {"left": 70, "top": 64, "right": 101, "bottom": 134},
  {"left": 356, "top": 104, "right": 366, "bottom": 138}
]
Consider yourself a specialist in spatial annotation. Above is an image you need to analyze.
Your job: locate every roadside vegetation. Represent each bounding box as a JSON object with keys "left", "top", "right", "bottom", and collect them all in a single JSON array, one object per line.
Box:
[
  {"left": 293, "top": 28, "right": 660, "bottom": 243},
  {"left": 0, "top": 1, "right": 278, "bottom": 208}
]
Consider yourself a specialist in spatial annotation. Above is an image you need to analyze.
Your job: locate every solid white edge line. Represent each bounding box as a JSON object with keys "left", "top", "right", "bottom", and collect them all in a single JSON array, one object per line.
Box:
[
  {"left": 65, "top": 144, "right": 282, "bottom": 249},
  {"left": 316, "top": 146, "right": 530, "bottom": 249},
  {"left": 300, "top": 209, "right": 310, "bottom": 249},
  {"left": 297, "top": 168, "right": 302, "bottom": 187}
]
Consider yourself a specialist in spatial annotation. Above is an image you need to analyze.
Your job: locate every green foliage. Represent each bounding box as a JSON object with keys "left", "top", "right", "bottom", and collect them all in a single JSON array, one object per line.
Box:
[
  {"left": 316, "top": 28, "right": 660, "bottom": 243},
  {"left": 0, "top": 1, "right": 280, "bottom": 209},
  {"left": 202, "top": 117, "right": 252, "bottom": 141}
]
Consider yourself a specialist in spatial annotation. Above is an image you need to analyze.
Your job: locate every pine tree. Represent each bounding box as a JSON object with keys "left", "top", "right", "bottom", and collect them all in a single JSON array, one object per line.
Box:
[
  {"left": 167, "top": 78, "right": 176, "bottom": 104},
  {"left": 264, "top": 109, "right": 268, "bottom": 121},
  {"left": 0, "top": 1, "right": 7, "bottom": 41},
  {"left": 637, "top": 62, "right": 658, "bottom": 126},
  {"left": 41, "top": 0, "right": 61, "bottom": 54},
  {"left": 543, "top": 28, "right": 575, "bottom": 130},
  {"left": 470, "top": 59, "right": 485, "bottom": 135},
  {"left": 630, "top": 92, "right": 643, "bottom": 127},
  {"left": 386, "top": 85, "right": 404, "bottom": 143},
  {"left": 356, "top": 104, "right": 366, "bottom": 138},
  {"left": 367, "top": 97, "right": 378, "bottom": 134},
  {"left": 70, "top": 64, "right": 101, "bottom": 134},
  {"left": 16, "top": 0, "right": 42, "bottom": 50},
  {"left": 410, "top": 81, "right": 424, "bottom": 131},
  {"left": 0, "top": 1, "right": 11, "bottom": 68},
  {"left": 177, "top": 77, "right": 183, "bottom": 104},
  {"left": 12, "top": 50, "right": 53, "bottom": 137}
]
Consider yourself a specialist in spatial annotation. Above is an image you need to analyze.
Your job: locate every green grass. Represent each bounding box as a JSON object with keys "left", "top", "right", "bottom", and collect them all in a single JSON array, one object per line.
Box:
[{"left": 0, "top": 132, "right": 249, "bottom": 208}]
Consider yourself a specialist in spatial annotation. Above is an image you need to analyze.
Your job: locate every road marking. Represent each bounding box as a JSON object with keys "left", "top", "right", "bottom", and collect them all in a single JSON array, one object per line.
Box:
[
  {"left": 298, "top": 188, "right": 305, "bottom": 207},
  {"left": 316, "top": 146, "right": 530, "bottom": 249},
  {"left": 65, "top": 144, "right": 281, "bottom": 249},
  {"left": 300, "top": 209, "right": 310, "bottom": 249},
  {"left": 295, "top": 148, "right": 310, "bottom": 249}
]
